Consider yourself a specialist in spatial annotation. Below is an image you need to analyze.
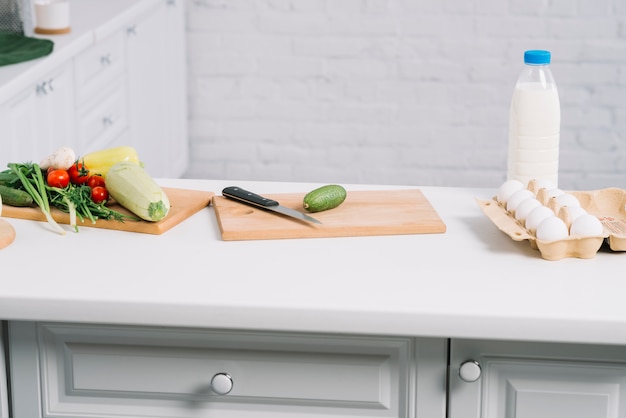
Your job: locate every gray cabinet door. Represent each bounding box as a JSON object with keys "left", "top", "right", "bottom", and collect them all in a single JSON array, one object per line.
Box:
[
  {"left": 0, "top": 322, "right": 8, "bottom": 418},
  {"left": 449, "top": 339, "right": 626, "bottom": 418},
  {"left": 8, "top": 322, "right": 446, "bottom": 418}
]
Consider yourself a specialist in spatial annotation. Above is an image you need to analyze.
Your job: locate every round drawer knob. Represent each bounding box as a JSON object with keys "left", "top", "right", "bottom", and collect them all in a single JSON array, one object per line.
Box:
[
  {"left": 210, "top": 372, "right": 233, "bottom": 395},
  {"left": 459, "top": 360, "right": 481, "bottom": 382}
]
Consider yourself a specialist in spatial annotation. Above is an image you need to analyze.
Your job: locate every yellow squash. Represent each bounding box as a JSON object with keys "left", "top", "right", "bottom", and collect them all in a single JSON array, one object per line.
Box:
[{"left": 82, "top": 146, "right": 140, "bottom": 178}]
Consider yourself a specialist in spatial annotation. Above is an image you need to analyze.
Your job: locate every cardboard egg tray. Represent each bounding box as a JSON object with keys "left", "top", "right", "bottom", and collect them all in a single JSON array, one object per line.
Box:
[{"left": 477, "top": 185, "right": 626, "bottom": 261}]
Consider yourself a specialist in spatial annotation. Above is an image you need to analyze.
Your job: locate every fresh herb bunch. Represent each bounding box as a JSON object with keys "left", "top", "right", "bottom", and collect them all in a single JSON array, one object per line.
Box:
[{"left": 3, "top": 162, "right": 137, "bottom": 234}]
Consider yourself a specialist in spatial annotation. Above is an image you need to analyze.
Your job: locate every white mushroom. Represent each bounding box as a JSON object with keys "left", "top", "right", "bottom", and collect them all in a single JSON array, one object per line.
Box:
[{"left": 39, "top": 146, "right": 76, "bottom": 170}]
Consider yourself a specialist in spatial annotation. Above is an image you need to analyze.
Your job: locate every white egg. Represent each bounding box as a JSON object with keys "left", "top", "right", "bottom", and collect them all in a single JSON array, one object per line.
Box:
[
  {"left": 550, "top": 193, "right": 581, "bottom": 215},
  {"left": 537, "top": 187, "right": 565, "bottom": 206},
  {"left": 536, "top": 216, "right": 569, "bottom": 242},
  {"left": 555, "top": 193, "right": 581, "bottom": 208},
  {"left": 525, "top": 206, "right": 555, "bottom": 233},
  {"left": 570, "top": 214, "right": 604, "bottom": 237},
  {"left": 496, "top": 180, "right": 525, "bottom": 204},
  {"left": 546, "top": 188, "right": 565, "bottom": 199},
  {"left": 563, "top": 206, "right": 587, "bottom": 222},
  {"left": 506, "top": 189, "right": 535, "bottom": 213},
  {"left": 514, "top": 198, "right": 542, "bottom": 222}
]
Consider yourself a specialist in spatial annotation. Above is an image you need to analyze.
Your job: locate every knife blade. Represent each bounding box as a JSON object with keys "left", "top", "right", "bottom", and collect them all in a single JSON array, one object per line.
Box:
[{"left": 222, "top": 186, "right": 322, "bottom": 225}]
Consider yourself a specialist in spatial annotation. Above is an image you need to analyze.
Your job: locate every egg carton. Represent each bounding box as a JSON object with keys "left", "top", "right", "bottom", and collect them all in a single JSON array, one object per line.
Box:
[{"left": 477, "top": 186, "right": 626, "bottom": 261}]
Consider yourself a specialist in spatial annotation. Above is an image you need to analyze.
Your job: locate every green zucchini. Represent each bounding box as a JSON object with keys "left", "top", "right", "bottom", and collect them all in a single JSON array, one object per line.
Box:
[
  {"left": 303, "top": 184, "right": 347, "bottom": 213},
  {"left": 105, "top": 162, "right": 170, "bottom": 222},
  {"left": 0, "top": 184, "right": 34, "bottom": 207}
]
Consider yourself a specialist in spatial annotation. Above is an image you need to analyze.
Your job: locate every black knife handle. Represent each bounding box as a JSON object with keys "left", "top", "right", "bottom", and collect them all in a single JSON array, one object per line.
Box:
[{"left": 222, "top": 186, "right": 279, "bottom": 208}]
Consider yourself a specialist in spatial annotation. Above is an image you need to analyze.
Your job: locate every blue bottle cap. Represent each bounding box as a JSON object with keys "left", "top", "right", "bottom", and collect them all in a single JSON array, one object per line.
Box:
[{"left": 524, "top": 50, "right": 551, "bottom": 65}]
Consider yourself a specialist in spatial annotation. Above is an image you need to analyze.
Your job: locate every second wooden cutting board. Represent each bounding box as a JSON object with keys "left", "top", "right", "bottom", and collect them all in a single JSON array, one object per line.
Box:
[{"left": 212, "top": 189, "right": 446, "bottom": 241}]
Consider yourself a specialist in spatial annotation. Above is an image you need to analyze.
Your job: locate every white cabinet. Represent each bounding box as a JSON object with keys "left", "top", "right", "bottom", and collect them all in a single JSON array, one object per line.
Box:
[
  {"left": 7, "top": 322, "right": 447, "bottom": 418},
  {"left": 74, "top": 30, "right": 128, "bottom": 153},
  {"left": 449, "top": 339, "right": 626, "bottom": 418},
  {"left": 0, "top": 63, "right": 75, "bottom": 167},
  {"left": 0, "top": 0, "right": 188, "bottom": 177},
  {"left": 75, "top": 75, "right": 129, "bottom": 153},
  {"left": 77, "top": 0, "right": 188, "bottom": 176},
  {"left": 125, "top": 0, "right": 188, "bottom": 178}
]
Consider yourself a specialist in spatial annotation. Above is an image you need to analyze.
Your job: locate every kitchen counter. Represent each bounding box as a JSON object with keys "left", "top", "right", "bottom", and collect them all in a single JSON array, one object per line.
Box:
[{"left": 1, "top": 179, "right": 624, "bottom": 346}]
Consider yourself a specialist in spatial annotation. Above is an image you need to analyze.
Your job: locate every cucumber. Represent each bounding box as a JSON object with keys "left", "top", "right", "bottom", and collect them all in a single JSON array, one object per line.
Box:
[
  {"left": 0, "top": 171, "right": 18, "bottom": 186},
  {"left": 303, "top": 184, "right": 347, "bottom": 213},
  {"left": 0, "top": 184, "right": 34, "bottom": 207}
]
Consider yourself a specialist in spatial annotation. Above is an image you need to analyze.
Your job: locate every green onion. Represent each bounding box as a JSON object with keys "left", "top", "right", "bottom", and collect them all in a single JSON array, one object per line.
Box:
[{"left": 8, "top": 163, "right": 65, "bottom": 235}]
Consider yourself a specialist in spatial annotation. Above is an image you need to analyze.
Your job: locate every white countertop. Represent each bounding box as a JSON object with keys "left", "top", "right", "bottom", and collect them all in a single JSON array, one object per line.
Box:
[{"left": 1, "top": 179, "right": 624, "bottom": 346}]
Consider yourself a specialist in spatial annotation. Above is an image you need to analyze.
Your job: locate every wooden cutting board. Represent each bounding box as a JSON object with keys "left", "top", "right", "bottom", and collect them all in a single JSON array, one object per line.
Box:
[
  {"left": 213, "top": 189, "right": 446, "bottom": 241},
  {"left": 0, "top": 219, "right": 16, "bottom": 250},
  {"left": 1, "top": 187, "right": 214, "bottom": 235}
]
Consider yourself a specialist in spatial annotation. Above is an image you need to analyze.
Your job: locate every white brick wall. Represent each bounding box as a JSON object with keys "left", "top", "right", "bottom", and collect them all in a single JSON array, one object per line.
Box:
[{"left": 184, "top": 0, "right": 626, "bottom": 190}]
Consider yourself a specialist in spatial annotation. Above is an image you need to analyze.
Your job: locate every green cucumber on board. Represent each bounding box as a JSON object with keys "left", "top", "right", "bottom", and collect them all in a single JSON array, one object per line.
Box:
[
  {"left": 0, "top": 184, "right": 34, "bottom": 207},
  {"left": 303, "top": 184, "right": 347, "bottom": 213}
]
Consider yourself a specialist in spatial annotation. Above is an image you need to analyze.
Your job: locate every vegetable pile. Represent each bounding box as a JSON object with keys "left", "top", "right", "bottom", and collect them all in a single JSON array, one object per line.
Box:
[{"left": 0, "top": 145, "right": 157, "bottom": 235}]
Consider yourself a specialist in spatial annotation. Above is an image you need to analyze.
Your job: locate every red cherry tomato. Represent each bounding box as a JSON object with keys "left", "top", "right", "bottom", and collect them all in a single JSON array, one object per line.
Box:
[
  {"left": 87, "top": 175, "right": 105, "bottom": 189},
  {"left": 91, "top": 186, "right": 109, "bottom": 204},
  {"left": 46, "top": 169, "right": 70, "bottom": 188},
  {"left": 68, "top": 162, "right": 90, "bottom": 185}
]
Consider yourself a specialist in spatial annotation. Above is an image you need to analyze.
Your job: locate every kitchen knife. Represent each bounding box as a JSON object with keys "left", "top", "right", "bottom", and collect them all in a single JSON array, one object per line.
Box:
[{"left": 222, "top": 186, "right": 322, "bottom": 225}]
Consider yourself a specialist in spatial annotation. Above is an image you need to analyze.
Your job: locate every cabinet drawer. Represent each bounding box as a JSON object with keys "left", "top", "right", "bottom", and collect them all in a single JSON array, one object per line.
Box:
[
  {"left": 75, "top": 76, "right": 128, "bottom": 152},
  {"left": 74, "top": 31, "right": 125, "bottom": 106},
  {"left": 11, "top": 322, "right": 425, "bottom": 418}
]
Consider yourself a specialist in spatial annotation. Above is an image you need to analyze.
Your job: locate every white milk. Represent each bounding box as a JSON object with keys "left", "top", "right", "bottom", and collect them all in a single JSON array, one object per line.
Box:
[{"left": 507, "top": 83, "right": 560, "bottom": 187}]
